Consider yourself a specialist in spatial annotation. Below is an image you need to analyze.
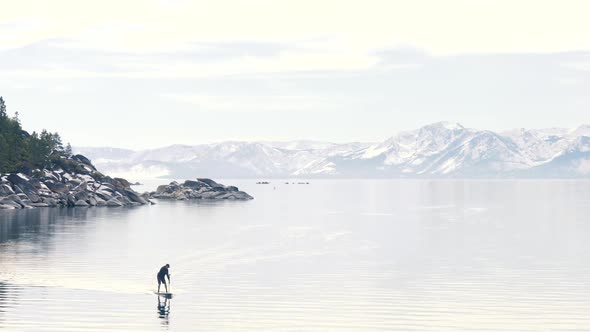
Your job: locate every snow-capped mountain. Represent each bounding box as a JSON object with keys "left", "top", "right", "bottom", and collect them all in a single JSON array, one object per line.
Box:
[{"left": 75, "top": 122, "right": 590, "bottom": 179}]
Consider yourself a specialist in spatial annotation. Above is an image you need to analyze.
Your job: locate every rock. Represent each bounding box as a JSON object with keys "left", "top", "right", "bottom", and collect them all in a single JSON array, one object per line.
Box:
[
  {"left": 30, "top": 202, "right": 49, "bottom": 207},
  {"left": 236, "top": 191, "right": 254, "bottom": 200},
  {"left": 95, "top": 191, "right": 113, "bottom": 202},
  {"left": 73, "top": 181, "right": 88, "bottom": 192},
  {"left": 0, "top": 197, "right": 23, "bottom": 208},
  {"left": 28, "top": 192, "right": 41, "bottom": 203},
  {"left": 118, "top": 196, "right": 133, "bottom": 206},
  {"left": 201, "top": 191, "right": 223, "bottom": 199},
  {"left": 212, "top": 186, "right": 227, "bottom": 192},
  {"left": 74, "top": 200, "right": 89, "bottom": 207},
  {"left": 156, "top": 185, "right": 168, "bottom": 194},
  {"left": 106, "top": 198, "right": 124, "bottom": 207},
  {"left": 67, "top": 194, "right": 77, "bottom": 206},
  {"left": 67, "top": 179, "right": 82, "bottom": 187},
  {"left": 72, "top": 154, "right": 93, "bottom": 167},
  {"left": 113, "top": 177, "right": 131, "bottom": 189},
  {"left": 183, "top": 180, "right": 207, "bottom": 189},
  {"left": 0, "top": 184, "right": 15, "bottom": 196},
  {"left": 196, "top": 178, "right": 220, "bottom": 187},
  {"left": 95, "top": 197, "right": 106, "bottom": 206},
  {"left": 7, "top": 174, "right": 41, "bottom": 203},
  {"left": 98, "top": 183, "right": 116, "bottom": 190},
  {"left": 88, "top": 196, "right": 97, "bottom": 206},
  {"left": 226, "top": 186, "right": 239, "bottom": 192},
  {"left": 124, "top": 189, "right": 149, "bottom": 205},
  {"left": 74, "top": 190, "right": 89, "bottom": 202},
  {"left": 0, "top": 204, "right": 17, "bottom": 209},
  {"left": 17, "top": 193, "right": 30, "bottom": 201},
  {"left": 173, "top": 192, "right": 187, "bottom": 200},
  {"left": 44, "top": 181, "right": 69, "bottom": 193},
  {"left": 42, "top": 198, "right": 58, "bottom": 207}
]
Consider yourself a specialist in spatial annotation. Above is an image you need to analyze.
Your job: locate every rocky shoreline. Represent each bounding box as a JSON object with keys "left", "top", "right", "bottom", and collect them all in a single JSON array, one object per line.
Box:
[{"left": 0, "top": 154, "right": 252, "bottom": 210}]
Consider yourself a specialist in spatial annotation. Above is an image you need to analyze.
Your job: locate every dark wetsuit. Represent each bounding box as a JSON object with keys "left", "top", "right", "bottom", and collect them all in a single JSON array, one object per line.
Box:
[{"left": 157, "top": 265, "right": 169, "bottom": 285}]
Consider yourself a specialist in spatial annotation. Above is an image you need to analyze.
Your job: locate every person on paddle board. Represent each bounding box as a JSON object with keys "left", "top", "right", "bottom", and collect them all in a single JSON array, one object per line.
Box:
[{"left": 157, "top": 264, "right": 171, "bottom": 293}]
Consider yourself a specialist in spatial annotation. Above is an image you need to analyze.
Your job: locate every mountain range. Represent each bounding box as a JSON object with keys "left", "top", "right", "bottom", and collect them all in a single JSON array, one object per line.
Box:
[{"left": 74, "top": 122, "right": 590, "bottom": 180}]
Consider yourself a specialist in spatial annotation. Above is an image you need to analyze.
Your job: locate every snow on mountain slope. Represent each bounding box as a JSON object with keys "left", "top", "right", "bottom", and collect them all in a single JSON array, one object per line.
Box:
[{"left": 75, "top": 122, "right": 590, "bottom": 179}]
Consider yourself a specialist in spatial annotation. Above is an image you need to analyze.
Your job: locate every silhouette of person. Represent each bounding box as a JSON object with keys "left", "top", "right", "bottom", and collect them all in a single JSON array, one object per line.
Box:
[{"left": 157, "top": 264, "right": 170, "bottom": 293}]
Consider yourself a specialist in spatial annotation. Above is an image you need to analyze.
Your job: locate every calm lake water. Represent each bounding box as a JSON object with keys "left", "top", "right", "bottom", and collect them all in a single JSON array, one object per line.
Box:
[{"left": 1, "top": 180, "right": 590, "bottom": 331}]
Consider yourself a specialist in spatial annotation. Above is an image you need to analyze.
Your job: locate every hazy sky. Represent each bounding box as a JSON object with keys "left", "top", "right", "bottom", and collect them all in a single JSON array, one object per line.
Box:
[{"left": 1, "top": 0, "right": 589, "bottom": 148}]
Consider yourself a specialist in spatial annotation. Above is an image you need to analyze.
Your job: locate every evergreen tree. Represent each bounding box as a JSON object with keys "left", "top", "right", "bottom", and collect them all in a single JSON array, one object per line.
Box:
[
  {"left": 0, "top": 96, "right": 6, "bottom": 118},
  {"left": 0, "top": 97, "right": 69, "bottom": 174},
  {"left": 65, "top": 143, "right": 73, "bottom": 158}
]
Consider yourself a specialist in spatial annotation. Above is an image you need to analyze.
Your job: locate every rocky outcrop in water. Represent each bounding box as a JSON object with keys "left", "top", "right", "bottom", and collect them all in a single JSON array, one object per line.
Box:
[
  {"left": 150, "top": 178, "right": 253, "bottom": 201},
  {"left": 0, "top": 154, "right": 153, "bottom": 209}
]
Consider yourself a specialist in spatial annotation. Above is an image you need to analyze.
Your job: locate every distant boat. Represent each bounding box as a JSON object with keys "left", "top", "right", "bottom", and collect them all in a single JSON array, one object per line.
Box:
[{"left": 256, "top": 181, "right": 270, "bottom": 184}]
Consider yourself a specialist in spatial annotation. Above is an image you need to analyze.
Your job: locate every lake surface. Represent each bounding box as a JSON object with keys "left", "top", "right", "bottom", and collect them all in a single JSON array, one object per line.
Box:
[{"left": 1, "top": 180, "right": 590, "bottom": 331}]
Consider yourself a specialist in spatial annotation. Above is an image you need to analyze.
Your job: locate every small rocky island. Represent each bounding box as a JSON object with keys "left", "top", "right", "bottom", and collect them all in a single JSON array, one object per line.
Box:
[
  {"left": 151, "top": 179, "right": 253, "bottom": 200},
  {"left": 0, "top": 155, "right": 253, "bottom": 210}
]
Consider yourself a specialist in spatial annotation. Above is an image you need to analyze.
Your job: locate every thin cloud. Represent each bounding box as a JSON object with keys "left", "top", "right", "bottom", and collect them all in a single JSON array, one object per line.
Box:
[{"left": 161, "top": 94, "right": 346, "bottom": 112}]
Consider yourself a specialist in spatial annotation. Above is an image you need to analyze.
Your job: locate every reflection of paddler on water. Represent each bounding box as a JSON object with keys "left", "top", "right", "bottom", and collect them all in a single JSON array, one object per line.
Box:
[{"left": 157, "top": 296, "right": 171, "bottom": 322}]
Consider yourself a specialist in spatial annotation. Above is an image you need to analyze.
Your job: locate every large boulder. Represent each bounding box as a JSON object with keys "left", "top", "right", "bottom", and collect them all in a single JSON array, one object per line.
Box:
[
  {"left": 0, "top": 184, "right": 15, "bottom": 196},
  {"left": 66, "top": 194, "right": 77, "bottom": 206},
  {"left": 118, "top": 196, "right": 133, "bottom": 206},
  {"left": 0, "top": 197, "right": 23, "bottom": 208},
  {"left": 44, "top": 181, "right": 69, "bottom": 194},
  {"left": 196, "top": 178, "right": 221, "bottom": 188},
  {"left": 95, "top": 191, "right": 114, "bottom": 202},
  {"left": 235, "top": 191, "right": 254, "bottom": 200},
  {"left": 212, "top": 186, "right": 227, "bottom": 192},
  {"left": 173, "top": 191, "right": 187, "bottom": 200},
  {"left": 156, "top": 185, "right": 168, "bottom": 194},
  {"left": 7, "top": 174, "right": 41, "bottom": 203},
  {"left": 42, "top": 198, "right": 58, "bottom": 207},
  {"left": 74, "top": 190, "right": 90, "bottom": 202},
  {"left": 124, "top": 189, "right": 149, "bottom": 205},
  {"left": 72, "top": 154, "right": 93, "bottom": 167},
  {"left": 74, "top": 200, "right": 89, "bottom": 207},
  {"left": 113, "top": 177, "right": 131, "bottom": 189},
  {"left": 72, "top": 181, "right": 88, "bottom": 192},
  {"left": 106, "top": 198, "right": 124, "bottom": 207},
  {"left": 95, "top": 197, "right": 106, "bottom": 206},
  {"left": 183, "top": 180, "right": 207, "bottom": 189},
  {"left": 226, "top": 186, "right": 239, "bottom": 192},
  {"left": 201, "top": 191, "right": 223, "bottom": 199}
]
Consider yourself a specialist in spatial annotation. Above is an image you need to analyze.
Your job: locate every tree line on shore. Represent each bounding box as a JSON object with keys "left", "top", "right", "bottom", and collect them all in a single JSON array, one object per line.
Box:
[{"left": 0, "top": 96, "right": 72, "bottom": 174}]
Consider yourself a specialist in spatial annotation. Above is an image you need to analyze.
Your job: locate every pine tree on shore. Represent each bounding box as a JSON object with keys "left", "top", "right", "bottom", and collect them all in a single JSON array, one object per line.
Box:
[{"left": 0, "top": 96, "right": 68, "bottom": 174}]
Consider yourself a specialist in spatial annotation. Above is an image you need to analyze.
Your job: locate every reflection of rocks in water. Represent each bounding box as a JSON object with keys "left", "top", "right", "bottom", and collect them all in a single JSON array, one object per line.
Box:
[
  {"left": 0, "top": 206, "right": 93, "bottom": 246},
  {"left": 157, "top": 296, "right": 171, "bottom": 326}
]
